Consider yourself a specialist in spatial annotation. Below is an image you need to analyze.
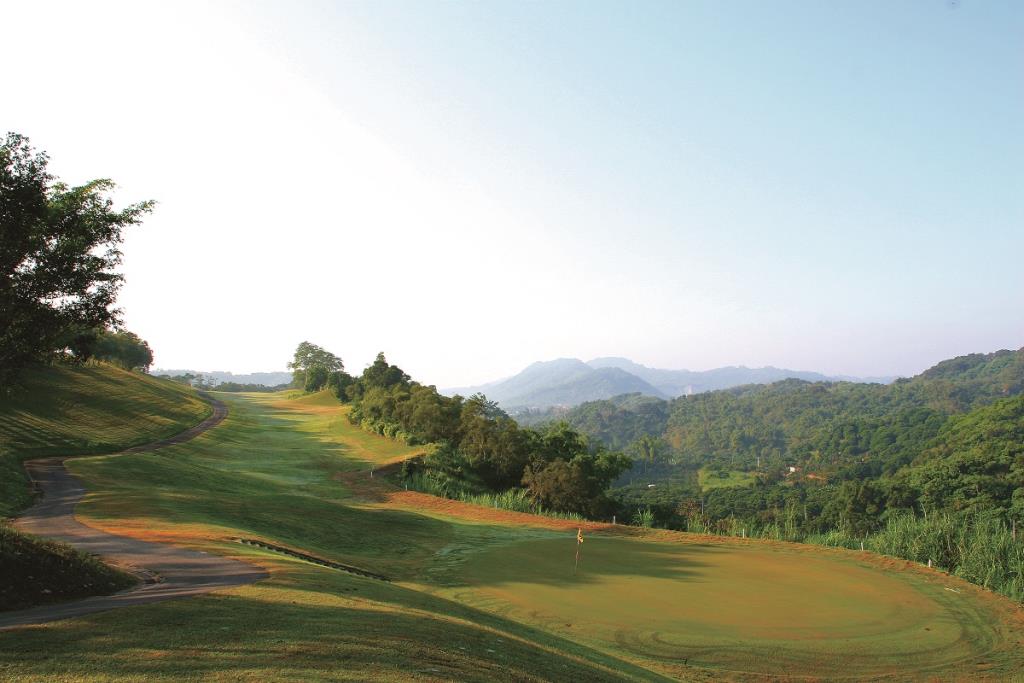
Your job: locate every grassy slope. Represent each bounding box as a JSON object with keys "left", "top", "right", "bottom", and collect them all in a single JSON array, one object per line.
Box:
[
  {"left": 0, "top": 526, "right": 136, "bottom": 611},
  {"left": 1, "top": 391, "right": 1022, "bottom": 681},
  {"left": 0, "top": 363, "right": 211, "bottom": 517},
  {"left": 0, "top": 364, "right": 208, "bottom": 613}
]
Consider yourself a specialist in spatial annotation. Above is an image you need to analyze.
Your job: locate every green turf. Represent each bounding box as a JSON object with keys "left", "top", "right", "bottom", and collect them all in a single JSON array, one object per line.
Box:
[
  {"left": 0, "top": 363, "right": 210, "bottom": 517},
  {"left": 2, "top": 390, "right": 1022, "bottom": 680},
  {"left": 446, "top": 535, "right": 1019, "bottom": 678},
  {"left": 698, "top": 467, "right": 757, "bottom": 492}
]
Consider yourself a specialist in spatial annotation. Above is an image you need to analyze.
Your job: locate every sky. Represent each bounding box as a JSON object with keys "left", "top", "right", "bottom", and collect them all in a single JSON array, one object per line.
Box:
[{"left": 4, "top": 1, "right": 1022, "bottom": 386}]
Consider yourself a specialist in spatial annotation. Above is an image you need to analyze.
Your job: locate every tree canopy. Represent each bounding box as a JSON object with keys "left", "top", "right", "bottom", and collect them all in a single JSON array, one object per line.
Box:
[
  {"left": 0, "top": 133, "right": 153, "bottom": 385},
  {"left": 314, "top": 350, "right": 633, "bottom": 515},
  {"left": 288, "top": 341, "right": 344, "bottom": 391},
  {"left": 89, "top": 328, "right": 154, "bottom": 372}
]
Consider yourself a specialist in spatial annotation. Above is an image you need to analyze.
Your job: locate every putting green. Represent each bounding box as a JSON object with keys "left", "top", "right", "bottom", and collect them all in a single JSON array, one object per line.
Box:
[{"left": 449, "top": 536, "right": 1016, "bottom": 678}]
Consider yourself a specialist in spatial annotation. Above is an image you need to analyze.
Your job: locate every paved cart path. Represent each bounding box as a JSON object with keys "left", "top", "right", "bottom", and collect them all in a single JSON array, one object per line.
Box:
[{"left": 0, "top": 396, "right": 267, "bottom": 630}]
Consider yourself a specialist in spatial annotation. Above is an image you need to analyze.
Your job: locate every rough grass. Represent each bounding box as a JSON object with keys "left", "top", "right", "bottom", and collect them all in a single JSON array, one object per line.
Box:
[
  {"left": 0, "top": 525, "right": 136, "bottom": 612},
  {"left": 404, "top": 474, "right": 585, "bottom": 522},
  {"left": 0, "top": 363, "right": 210, "bottom": 517},
  {"left": 3, "top": 391, "right": 1024, "bottom": 680}
]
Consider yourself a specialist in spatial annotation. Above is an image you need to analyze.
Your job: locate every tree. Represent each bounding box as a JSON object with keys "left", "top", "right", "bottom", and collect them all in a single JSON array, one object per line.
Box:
[
  {"left": 522, "top": 459, "right": 594, "bottom": 515},
  {"left": 361, "top": 352, "right": 410, "bottom": 389},
  {"left": 1, "top": 133, "right": 153, "bottom": 385},
  {"left": 304, "top": 365, "right": 330, "bottom": 392},
  {"left": 326, "top": 370, "right": 355, "bottom": 401},
  {"left": 288, "top": 341, "right": 343, "bottom": 390},
  {"left": 629, "top": 434, "right": 667, "bottom": 475},
  {"left": 90, "top": 328, "right": 154, "bottom": 371}
]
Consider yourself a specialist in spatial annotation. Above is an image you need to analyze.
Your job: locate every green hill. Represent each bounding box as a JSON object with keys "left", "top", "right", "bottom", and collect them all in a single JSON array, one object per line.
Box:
[
  {"left": 557, "top": 347, "right": 1023, "bottom": 476},
  {"left": 0, "top": 363, "right": 211, "bottom": 517},
  {"left": 0, "top": 363, "right": 210, "bottom": 614}
]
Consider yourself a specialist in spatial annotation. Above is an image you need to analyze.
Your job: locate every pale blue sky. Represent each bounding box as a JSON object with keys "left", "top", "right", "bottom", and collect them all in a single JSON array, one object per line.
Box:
[{"left": 5, "top": 1, "right": 1022, "bottom": 384}]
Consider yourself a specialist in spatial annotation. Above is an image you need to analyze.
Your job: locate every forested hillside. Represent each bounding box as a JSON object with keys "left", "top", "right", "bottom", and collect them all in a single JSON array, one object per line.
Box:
[
  {"left": 561, "top": 348, "right": 1022, "bottom": 475},
  {"left": 550, "top": 348, "right": 1023, "bottom": 533}
]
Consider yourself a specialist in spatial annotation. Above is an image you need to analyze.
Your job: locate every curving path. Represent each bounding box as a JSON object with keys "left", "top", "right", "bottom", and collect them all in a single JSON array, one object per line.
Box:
[{"left": 0, "top": 395, "right": 267, "bottom": 630}]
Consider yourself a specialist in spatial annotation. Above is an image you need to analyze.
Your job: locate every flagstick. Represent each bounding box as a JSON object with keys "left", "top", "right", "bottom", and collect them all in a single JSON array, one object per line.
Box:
[{"left": 574, "top": 527, "right": 583, "bottom": 575}]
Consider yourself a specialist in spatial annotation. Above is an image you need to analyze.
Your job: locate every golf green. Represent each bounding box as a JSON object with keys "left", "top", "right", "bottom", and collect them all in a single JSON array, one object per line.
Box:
[{"left": 450, "top": 535, "right": 1013, "bottom": 678}]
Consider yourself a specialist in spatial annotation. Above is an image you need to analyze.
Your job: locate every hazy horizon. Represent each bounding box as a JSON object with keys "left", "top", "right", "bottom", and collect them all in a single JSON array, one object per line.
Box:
[
  {"left": 6, "top": 1, "right": 1022, "bottom": 387},
  {"left": 153, "top": 348, "right": 977, "bottom": 389}
]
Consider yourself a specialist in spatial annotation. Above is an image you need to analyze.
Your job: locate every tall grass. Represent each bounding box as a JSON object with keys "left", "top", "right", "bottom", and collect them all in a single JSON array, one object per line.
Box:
[
  {"left": 808, "top": 513, "right": 1024, "bottom": 601},
  {"left": 678, "top": 509, "right": 1024, "bottom": 602},
  {"left": 403, "top": 473, "right": 584, "bottom": 522},
  {"left": 631, "top": 507, "right": 655, "bottom": 528}
]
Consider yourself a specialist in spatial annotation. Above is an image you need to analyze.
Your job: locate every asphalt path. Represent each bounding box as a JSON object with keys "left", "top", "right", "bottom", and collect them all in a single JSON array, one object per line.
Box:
[{"left": 0, "top": 395, "right": 267, "bottom": 630}]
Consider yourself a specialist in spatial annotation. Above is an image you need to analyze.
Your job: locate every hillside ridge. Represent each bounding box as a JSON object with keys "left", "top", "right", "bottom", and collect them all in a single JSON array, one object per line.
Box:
[{"left": 447, "top": 356, "right": 895, "bottom": 411}]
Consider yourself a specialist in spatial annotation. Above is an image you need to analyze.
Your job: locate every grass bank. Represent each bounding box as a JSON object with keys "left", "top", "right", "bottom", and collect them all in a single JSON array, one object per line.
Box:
[
  {"left": 0, "top": 526, "right": 136, "bottom": 611},
  {"left": 0, "top": 363, "right": 210, "bottom": 517}
]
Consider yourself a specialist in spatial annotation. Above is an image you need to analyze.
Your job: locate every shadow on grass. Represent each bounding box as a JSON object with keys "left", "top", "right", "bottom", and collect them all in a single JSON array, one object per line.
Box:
[
  {"left": 445, "top": 535, "right": 723, "bottom": 588},
  {"left": 76, "top": 394, "right": 726, "bottom": 591},
  {"left": 0, "top": 569, "right": 676, "bottom": 682}
]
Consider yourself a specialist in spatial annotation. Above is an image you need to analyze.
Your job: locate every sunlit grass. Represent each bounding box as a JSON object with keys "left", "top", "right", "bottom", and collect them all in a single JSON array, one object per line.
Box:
[
  {"left": 0, "top": 363, "right": 210, "bottom": 517},
  {"left": 4, "top": 390, "right": 1024, "bottom": 680}
]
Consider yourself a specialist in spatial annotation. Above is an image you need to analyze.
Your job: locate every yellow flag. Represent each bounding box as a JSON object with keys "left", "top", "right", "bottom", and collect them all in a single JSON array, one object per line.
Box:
[{"left": 577, "top": 528, "right": 584, "bottom": 544}]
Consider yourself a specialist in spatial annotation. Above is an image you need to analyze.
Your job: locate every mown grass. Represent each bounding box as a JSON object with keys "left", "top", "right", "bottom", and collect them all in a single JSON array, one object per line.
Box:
[
  {"left": 0, "top": 525, "right": 136, "bottom": 611},
  {"left": 3, "top": 390, "right": 1024, "bottom": 680},
  {"left": 0, "top": 363, "right": 210, "bottom": 517},
  {"left": 3, "top": 392, "right": 661, "bottom": 681},
  {"left": 0, "top": 364, "right": 207, "bottom": 615},
  {"left": 279, "top": 390, "right": 428, "bottom": 468},
  {"left": 446, "top": 535, "right": 1021, "bottom": 679}
]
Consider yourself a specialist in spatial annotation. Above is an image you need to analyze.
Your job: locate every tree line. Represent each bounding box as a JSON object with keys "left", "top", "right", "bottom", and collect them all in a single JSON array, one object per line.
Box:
[{"left": 289, "top": 343, "right": 632, "bottom": 516}]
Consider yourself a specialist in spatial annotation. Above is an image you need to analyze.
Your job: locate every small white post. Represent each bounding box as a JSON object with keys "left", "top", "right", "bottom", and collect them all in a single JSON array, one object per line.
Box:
[
  {"left": 860, "top": 540, "right": 865, "bottom": 551},
  {"left": 612, "top": 515, "right": 616, "bottom": 525},
  {"left": 370, "top": 470, "right": 373, "bottom": 479},
  {"left": 928, "top": 559, "right": 932, "bottom": 568}
]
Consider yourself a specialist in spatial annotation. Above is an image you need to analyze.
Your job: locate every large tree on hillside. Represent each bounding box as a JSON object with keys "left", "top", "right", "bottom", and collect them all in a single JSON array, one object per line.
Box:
[
  {"left": 288, "top": 341, "right": 344, "bottom": 391},
  {"left": 0, "top": 133, "right": 153, "bottom": 385}
]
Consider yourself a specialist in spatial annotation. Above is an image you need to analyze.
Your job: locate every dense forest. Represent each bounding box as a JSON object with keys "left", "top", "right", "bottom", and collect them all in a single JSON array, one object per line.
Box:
[{"left": 554, "top": 348, "right": 1023, "bottom": 528}]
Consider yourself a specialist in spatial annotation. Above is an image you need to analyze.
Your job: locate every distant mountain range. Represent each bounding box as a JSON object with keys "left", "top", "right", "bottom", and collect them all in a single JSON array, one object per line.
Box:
[
  {"left": 445, "top": 358, "right": 895, "bottom": 411},
  {"left": 152, "top": 369, "right": 292, "bottom": 387}
]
